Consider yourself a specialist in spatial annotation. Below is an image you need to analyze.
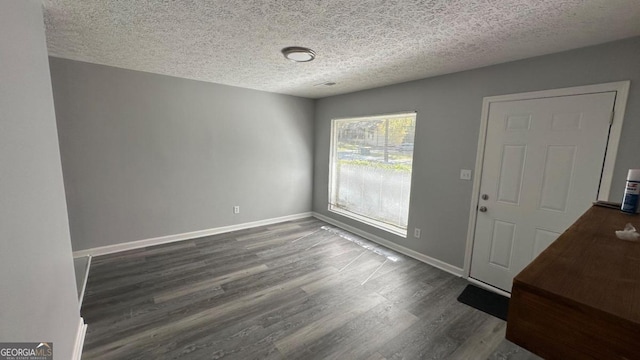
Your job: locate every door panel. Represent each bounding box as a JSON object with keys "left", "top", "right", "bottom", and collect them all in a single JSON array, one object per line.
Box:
[
  {"left": 471, "top": 92, "right": 616, "bottom": 292},
  {"left": 489, "top": 220, "right": 516, "bottom": 269},
  {"left": 532, "top": 228, "right": 561, "bottom": 258},
  {"left": 497, "top": 145, "right": 526, "bottom": 205},
  {"left": 539, "top": 145, "right": 576, "bottom": 212}
]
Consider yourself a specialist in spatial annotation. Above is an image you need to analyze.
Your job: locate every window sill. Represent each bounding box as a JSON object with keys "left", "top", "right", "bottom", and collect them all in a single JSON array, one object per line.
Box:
[{"left": 328, "top": 205, "right": 407, "bottom": 238}]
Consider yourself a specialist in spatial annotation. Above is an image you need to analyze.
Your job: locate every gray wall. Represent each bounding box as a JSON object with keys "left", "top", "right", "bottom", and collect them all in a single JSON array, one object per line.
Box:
[
  {"left": 314, "top": 37, "right": 640, "bottom": 269},
  {"left": 50, "top": 58, "right": 315, "bottom": 251},
  {"left": 0, "top": 1, "right": 80, "bottom": 359}
]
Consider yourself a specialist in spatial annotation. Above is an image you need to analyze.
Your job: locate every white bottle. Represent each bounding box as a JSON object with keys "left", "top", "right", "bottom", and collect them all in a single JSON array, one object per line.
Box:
[{"left": 621, "top": 169, "right": 640, "bottom": 214}]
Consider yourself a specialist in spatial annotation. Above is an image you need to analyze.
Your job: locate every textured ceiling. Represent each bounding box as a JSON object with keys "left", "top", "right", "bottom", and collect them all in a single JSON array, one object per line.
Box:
[{"left": 43, "top": 0, "right": 640, "bottom": 98}]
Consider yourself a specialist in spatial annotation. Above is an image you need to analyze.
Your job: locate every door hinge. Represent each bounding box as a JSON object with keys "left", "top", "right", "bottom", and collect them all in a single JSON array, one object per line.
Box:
[{"left": 610, "top": 110, "right": 615, "bottom": 125}]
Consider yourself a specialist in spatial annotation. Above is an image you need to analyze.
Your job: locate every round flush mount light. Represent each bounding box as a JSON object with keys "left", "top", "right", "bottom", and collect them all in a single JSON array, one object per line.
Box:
[{"left": 281, "top": 46, "right": 316, "bottom": 62}]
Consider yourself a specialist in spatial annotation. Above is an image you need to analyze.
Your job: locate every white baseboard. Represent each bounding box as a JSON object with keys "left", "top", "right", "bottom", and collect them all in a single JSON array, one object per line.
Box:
[
  {"left": 312, "top": 212, "right": 464, "bottom": 277},
  {"left": 73, "top": 212, "right": 313, "bottom": 258},
  {"left": 72, "top": 317, "right": 87, "bottom": 360},
  {"left": 78, "top": 255, "right": 91, "bottom": 310}
]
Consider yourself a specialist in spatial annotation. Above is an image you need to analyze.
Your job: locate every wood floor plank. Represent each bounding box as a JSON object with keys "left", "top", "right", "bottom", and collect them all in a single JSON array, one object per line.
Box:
[
  {"left": 366, "top": 352, "right": 388, "bottom": 360},
  {"left": 410, "top": 306, "right": 490, "bottom": 359},
  {"left": 487, "top": 340, "right": 543, "bottom": 360},
  {"left": 298, "top": 301, "right": 419, "bottom": 360},
  {"left": 82, "top": 254, "right": 263, "bottom": 316},
  {"left": 448, "top": 316, "right": 507, "bottom": 360},
  {"left": 153, "top": 264, "right": 269, "bottom": 304},
  {"left": 84, "top": 267, "right": 337, "bottom": 358},
  {"left": 274, "top": 292, "right": 386, "bottom": 356},
  {"left": 164, "top": 281, "right": 373, "bottom": 359},
  {"left": 81, "top": 217, "right": 538, "bottom": 359}
]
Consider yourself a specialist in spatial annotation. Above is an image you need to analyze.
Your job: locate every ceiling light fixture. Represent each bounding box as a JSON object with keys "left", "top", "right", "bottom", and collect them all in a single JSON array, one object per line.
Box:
[{"left": 281, "top": 46, "right": 316, "bottom": 62}]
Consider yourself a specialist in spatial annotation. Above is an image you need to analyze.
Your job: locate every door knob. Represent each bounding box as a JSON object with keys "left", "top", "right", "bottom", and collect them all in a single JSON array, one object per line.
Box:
[{"left": 479, "top": 206, "right": 488, "bottom": 212}]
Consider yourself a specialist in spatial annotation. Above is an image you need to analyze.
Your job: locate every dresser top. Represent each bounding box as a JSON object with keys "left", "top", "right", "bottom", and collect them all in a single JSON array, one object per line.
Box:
[{"left": 514, "top": 205, "right": 640, "bottom": 325}]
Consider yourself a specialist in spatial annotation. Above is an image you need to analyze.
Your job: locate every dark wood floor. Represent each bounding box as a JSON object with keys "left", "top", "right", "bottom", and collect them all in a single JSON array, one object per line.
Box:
[{"left": 81, "top": 218, "right": 539, "bottom": 359}]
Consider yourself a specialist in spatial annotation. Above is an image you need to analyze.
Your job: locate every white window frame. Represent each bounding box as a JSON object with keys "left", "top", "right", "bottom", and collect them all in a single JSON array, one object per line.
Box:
[{"left": 328, "top": 112, "right": 416, "bottom": 237}]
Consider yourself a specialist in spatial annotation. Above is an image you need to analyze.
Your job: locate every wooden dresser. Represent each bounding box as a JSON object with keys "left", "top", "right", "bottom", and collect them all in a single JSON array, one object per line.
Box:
[{"left": 506, "top": 206, "right": 640, "bottom": 359}]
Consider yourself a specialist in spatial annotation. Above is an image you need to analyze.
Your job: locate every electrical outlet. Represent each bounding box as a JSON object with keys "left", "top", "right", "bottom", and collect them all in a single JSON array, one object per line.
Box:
[
  {"left": 233, "top": 206, "right": 240, "bottom": 214},
  {"left": 414, "top": 228, "right": 421, "bottom": 238},
  {"left": 460, "top": 169, "right": 472, "bottom": 180}
]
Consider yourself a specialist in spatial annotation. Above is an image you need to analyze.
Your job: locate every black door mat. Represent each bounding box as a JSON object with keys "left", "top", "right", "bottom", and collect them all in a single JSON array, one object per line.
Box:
[{"left": 457, "top": 284, "right": 509, "bottom": 321}]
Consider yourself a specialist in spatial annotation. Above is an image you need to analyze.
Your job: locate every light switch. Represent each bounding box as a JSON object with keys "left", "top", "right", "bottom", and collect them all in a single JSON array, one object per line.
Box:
[{"left": 460, "top": 169, "right": 472, "bottom": 180}]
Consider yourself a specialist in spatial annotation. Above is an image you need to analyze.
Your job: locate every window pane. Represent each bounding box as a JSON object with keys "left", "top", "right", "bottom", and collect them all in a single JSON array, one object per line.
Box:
[{"left": 329, "top": 113, "right": 416, "bottom": 236}]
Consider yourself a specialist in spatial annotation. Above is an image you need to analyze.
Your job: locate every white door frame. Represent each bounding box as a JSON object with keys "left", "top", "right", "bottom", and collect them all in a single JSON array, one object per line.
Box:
[{"left": 463, "top": 81, "right": 631, "bottom": 292}]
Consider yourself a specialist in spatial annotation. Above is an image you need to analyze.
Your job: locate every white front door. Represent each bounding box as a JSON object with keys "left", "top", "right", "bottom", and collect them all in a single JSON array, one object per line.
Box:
[{"left": 470, "top": 92, "right": 616, "bottom": 292}]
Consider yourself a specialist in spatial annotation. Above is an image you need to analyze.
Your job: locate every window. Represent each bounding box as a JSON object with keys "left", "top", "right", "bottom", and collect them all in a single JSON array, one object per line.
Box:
[{"left": 329, "top": 112, "right": 416, "bottom": 237}]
